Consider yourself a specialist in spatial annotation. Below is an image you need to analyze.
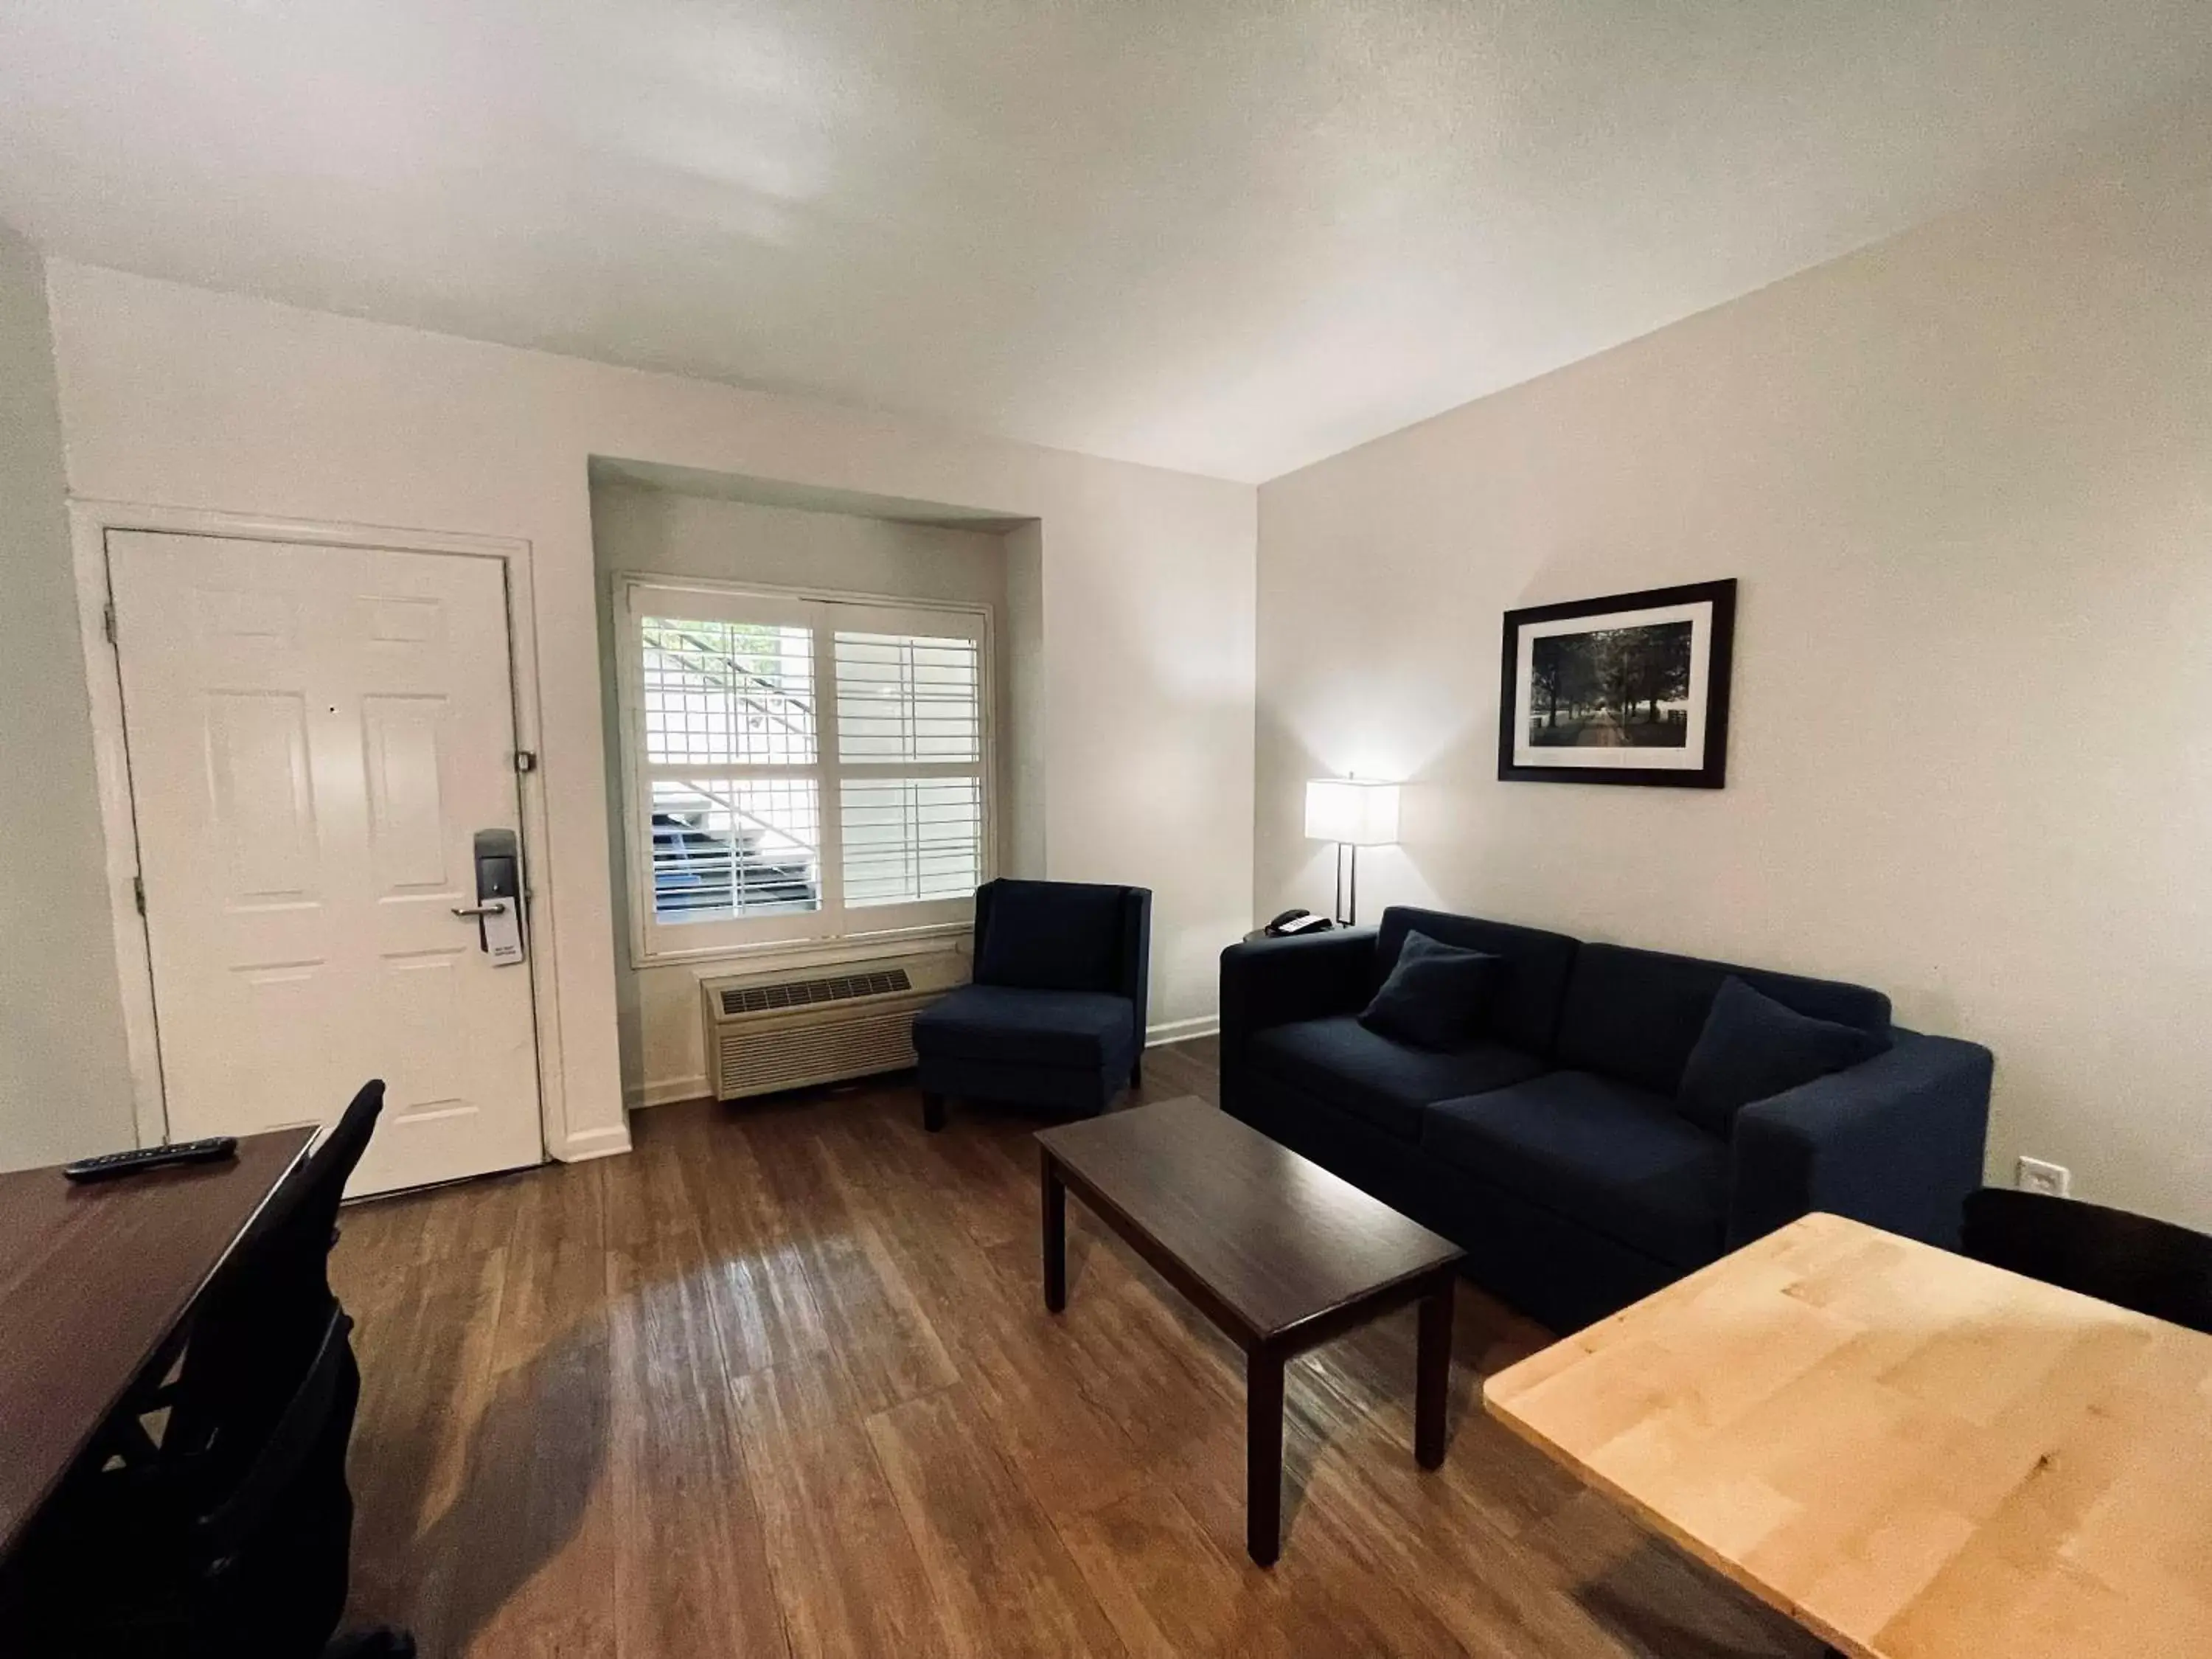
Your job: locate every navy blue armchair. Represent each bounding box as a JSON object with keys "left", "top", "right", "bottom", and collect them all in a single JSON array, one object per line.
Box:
[
  {"left": 1221, "top": 907, "right": 1993, "bottom": 1332},
  {"left": 912, "top": 879, "right": 1152, "bottom": 1132}
]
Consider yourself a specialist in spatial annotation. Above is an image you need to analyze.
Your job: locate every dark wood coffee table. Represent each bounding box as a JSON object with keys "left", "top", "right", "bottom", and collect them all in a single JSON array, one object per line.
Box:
[{"left": 1034, "top": 1096, "right": 1465, "bottom": 1565}]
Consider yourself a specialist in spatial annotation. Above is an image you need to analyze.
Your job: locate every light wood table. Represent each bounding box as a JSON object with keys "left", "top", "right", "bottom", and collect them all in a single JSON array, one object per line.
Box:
[{"left": 1484, "top": 1211, "right": 2212, "bottom": 1659}]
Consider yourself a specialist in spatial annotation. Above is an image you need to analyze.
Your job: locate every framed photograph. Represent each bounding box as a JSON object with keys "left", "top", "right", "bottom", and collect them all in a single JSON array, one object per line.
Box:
[{"left": 1498, "top": 578, "right": 1736, "bottom": 787}]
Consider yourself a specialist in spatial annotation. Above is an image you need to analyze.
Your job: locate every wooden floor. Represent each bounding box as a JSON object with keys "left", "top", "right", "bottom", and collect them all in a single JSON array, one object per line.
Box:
[{"left": 332, "top": 1038, "right": 1821, "bottom": 1658}]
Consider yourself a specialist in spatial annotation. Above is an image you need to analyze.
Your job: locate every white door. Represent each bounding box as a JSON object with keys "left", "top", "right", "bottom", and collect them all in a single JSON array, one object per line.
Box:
[{"left": 108, "top": 532, "right": 544, "bottom": 1195}]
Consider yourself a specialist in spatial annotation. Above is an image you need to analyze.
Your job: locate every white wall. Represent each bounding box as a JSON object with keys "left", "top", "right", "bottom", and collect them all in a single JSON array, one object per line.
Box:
[
  {"left": 0, "top": 226, "right": 136, "bottom": 1170},
  {"left": 589, "top": 483, "right": 1025, "bottom": 1104},
  {"left": 46, "top": 266, "right": 1256, "bottom": 1158},
  {"left": 1256, "top": 117, "right": 2212, "bottom": 1230}
]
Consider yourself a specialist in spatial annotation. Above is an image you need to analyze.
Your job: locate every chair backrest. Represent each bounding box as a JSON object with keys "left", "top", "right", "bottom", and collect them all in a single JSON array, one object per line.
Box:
[
  {"left": 1962, "top": 1187, "right": 2212, "bottom": 1335},
  {"left": 166, "top": 1080, "right": 385, "bottom": 1461},
  {"left": 972, "top": 880, "right": 1150, "bottom": 1017}
]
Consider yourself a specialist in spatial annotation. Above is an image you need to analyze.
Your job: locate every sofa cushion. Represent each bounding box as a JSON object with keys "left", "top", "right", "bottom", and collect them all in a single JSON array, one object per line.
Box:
[
  {"left": 912, "top": 984, "right": 1135, "bottom": 1069},
  {"left": 975, "top": 880, "right": 1124, "bottom": 992},
  {"left": 1422, "top": 1071, "right": 1728, "bottom": 1267},
  {"left": 1249, "top": 1015, "right": 1547, "bottom": 1142},
  {"left": 1359, "top": 932, "right": 1502, "bottom": 1050},
  {"left": 1555, "top": 942, "right": 1892, "bottom": 1098},
  {"left": 1374, "top": 908, "right": 1581, "bottom": 1057},
  {"left": 1677, "top": 975, "right": 1892, "bottom": 1133}
]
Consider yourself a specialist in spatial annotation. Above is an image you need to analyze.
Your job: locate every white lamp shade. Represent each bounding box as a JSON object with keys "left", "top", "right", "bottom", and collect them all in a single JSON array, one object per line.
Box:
[{"left": 1304, "top": 778, "right": 1401, "bottom": 846}]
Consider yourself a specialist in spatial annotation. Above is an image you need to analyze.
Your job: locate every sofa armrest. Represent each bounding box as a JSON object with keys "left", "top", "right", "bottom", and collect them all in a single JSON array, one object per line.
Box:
[
  {"left": 1221, "top": 928, "right": 1376, "bottom": 1037},
  {"left": 1221, "top": 929, "right": 1371, "bottom": 1124},
  {"left": 1728, "top": 1030, "right": 1993, "bottom": 1251},
  {"left": 1218, "top": 929, "right": 1377, "bottom": 1110}
]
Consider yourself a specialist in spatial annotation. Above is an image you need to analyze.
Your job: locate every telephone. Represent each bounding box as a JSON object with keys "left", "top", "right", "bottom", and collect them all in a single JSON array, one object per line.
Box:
[{"left": 1263, "top": 908, "right": 1335, "bottom": 938}]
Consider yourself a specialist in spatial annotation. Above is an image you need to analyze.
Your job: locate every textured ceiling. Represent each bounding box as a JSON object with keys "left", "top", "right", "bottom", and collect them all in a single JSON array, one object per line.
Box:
[{"left": 3, "top": 1, "right": 2208, "bottom": 481}]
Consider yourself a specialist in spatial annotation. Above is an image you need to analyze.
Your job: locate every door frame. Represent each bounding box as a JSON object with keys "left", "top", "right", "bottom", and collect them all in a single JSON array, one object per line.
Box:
[{"left": 69, "top": 501, "right": 568, "bottom": 1169}]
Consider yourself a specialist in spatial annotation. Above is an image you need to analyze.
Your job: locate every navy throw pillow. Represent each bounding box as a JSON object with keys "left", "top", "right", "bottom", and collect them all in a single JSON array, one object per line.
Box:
[
  {"left": 976, "top": 881, "right": 1125, "bottom": 992},
  {"left": 1358, "top": 931, "right": 1502, "bottom": 1051},
  {"left": 1677, "top": 975, "right": 1890, "bottom": 1133}
]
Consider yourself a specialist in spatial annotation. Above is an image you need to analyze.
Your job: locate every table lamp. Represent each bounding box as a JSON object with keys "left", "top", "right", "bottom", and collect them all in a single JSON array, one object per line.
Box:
[{"left": 1304, "top": 778, "right": 1400, "bottom": 925}]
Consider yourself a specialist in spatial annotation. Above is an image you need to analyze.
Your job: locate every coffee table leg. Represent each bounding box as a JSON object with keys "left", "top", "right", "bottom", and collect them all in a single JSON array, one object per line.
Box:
[
  {"left": 1040, "top": 1151, "right": 1067, "bottom": 1314},
  {"left": 1416, "top": 1274, "right": 1453, "bottom": 1470},
  {"left": 1247, "top": 1346, "right": 1284, "bottom": 1567}
]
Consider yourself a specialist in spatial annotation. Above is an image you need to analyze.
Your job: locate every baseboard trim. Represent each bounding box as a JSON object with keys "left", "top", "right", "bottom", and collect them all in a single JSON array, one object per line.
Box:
[
  {"left": 627, "top": 1075, "right": 712, "bottom": 1110},
  {"left": 1146, "top": 1015, "right": 1220, "bottom": 1046},
  {"left": 554, "top": 1124, "right": 633, "bottom": 1163}
]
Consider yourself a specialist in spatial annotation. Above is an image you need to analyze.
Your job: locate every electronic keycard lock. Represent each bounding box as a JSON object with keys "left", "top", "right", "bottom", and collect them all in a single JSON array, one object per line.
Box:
[{"left": 453, "top": 828, "right": 526, "bottom": 965}]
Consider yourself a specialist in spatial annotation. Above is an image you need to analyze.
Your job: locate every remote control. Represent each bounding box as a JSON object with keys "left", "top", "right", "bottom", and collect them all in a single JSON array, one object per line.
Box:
[{"left": 63, "top": 1137, "right": 239, "bottom": 1183}]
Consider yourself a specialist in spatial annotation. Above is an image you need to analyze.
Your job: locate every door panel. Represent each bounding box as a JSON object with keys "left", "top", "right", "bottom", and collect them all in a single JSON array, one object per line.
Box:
[
  {"left": 108, "top": 532, "right": 543, "bottom": 1195},
  {"left": 362, "top": 695, "right": 452, "bottom": 891}
]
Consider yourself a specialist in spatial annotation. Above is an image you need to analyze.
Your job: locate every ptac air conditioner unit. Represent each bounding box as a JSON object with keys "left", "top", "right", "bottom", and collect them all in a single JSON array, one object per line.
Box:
[{"left": 700, "top": 947, "right": 967, "bottom": 1102}]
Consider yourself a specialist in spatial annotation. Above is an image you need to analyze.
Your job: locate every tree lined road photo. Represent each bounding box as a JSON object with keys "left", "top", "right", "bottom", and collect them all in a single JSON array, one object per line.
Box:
[{"left": 1528, "top": 620, "right": 1693, "bottom": 748}]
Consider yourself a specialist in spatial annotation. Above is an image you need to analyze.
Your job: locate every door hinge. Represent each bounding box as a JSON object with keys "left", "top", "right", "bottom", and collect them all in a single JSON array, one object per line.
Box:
[
  {"left": 133, "top": 874, "right": 146, "bottom": 917},
  {"left": 513, "top": 750, "right": 538, "bottom": 773},
  {"left": 102, "top": 602, "right": 118, "bottom": 646}
]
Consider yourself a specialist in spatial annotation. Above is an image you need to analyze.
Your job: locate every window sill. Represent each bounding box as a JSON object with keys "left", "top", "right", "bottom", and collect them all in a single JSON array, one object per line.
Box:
[{"left": 629, "top": 920, "right": 973, "bottom": 977}]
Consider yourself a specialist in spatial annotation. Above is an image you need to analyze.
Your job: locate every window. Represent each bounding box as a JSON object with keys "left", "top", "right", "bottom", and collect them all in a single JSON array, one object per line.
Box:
[{"left": 617, "top": 579, "right": 991, "bottom": 961}]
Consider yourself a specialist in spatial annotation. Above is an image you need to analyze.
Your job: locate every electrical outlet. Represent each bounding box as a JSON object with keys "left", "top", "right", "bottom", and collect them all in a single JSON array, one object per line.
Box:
[{"left": 2014, "top": 1155, "right": 2071, "bottom": 1198}]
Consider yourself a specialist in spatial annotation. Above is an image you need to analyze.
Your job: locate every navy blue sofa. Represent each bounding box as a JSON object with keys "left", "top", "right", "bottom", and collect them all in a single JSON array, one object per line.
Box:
[
  {"left": 1220, "top": 906, "right": 1993, "bottom": 1332},
  {"left": 914, "top": 878, "right": 1151, "bottom": 1132}
]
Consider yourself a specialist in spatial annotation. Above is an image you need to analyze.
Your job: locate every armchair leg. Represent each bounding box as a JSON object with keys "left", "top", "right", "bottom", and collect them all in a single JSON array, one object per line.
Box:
[
  {"left": 922, "top": 1091, "right": 947, "bottom": 1133},
  {"left": 1131, "top": 1054, "right": 1144, "bottom": 1089}
]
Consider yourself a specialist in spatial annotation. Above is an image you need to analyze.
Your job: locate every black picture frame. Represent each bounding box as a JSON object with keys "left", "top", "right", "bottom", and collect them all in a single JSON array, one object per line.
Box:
[{"left": 1497, "top": 578, "right": 1736, "bottom": 788}]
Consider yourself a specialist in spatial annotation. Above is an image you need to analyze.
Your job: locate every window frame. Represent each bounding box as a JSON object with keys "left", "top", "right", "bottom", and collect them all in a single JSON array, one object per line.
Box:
[{"left": 613, "top": 573, "right": 996, "bottom": 967}]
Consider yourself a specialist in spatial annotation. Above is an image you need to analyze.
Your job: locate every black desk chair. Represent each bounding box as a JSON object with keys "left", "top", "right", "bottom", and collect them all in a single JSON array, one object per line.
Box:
[
  {"left": 912, "top": 879, "right": 1152, "bottom": 1132},
  {"left": 17, "top": 1081, "right": 412, "bottom": 1658},
  {"left": 1961, "top": 1187, "right": 2212, "bottom": 1335}
]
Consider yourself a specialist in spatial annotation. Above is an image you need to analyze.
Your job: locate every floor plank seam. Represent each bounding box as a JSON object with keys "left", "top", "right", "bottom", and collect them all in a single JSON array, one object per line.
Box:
[{"left": 333, "top": 1062, "right": 1831, "bottom": 1659}]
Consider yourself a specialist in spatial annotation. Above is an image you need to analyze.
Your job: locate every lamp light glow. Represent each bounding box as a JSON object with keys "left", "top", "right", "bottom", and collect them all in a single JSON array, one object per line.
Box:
[{"left": 1304, "top": 778, "right": 1401, "bottom": 847}]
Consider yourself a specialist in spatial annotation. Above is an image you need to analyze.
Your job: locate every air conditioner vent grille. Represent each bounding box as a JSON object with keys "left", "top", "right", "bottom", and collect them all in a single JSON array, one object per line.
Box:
[
  {"left": 716, "top": 1010, "right": 920, "bottom": 1101},
  {"left": 720, "top": 967, "right": 913, "bottom": 1017},
  {"left": 701, "top": 947, "right": 964, "bottom": 1102}
]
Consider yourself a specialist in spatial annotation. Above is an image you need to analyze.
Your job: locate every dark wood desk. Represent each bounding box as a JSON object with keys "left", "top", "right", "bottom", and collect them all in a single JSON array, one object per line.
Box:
[
  {"left": 1035, "top": 1097, "right": 1464, "bottom": 1565},
  {"left": 0, "top": 1127, "right": 316, "bottom": 1560}
]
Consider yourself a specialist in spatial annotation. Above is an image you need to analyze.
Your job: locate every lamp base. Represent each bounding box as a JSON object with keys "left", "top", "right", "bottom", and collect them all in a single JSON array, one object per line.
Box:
[{"left": 1333, "top": 842, "right": 1362, "bottom": 928}]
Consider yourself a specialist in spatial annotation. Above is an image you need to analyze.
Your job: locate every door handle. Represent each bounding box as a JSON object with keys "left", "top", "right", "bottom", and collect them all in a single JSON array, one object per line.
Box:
[{"left": 467, "top": 829, "right": 526, "bottom": 965}]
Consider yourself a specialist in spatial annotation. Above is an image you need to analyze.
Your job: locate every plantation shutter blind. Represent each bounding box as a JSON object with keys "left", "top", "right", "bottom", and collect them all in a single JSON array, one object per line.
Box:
[
  {"left": 620, "top": 580, "right": 992, "bottom": 962},
  {"left": 639, "top": 605, "right": 822, "bottom": 933},
  {"left": 833, "top": 626, "right": 985, "bottom": 908}
]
